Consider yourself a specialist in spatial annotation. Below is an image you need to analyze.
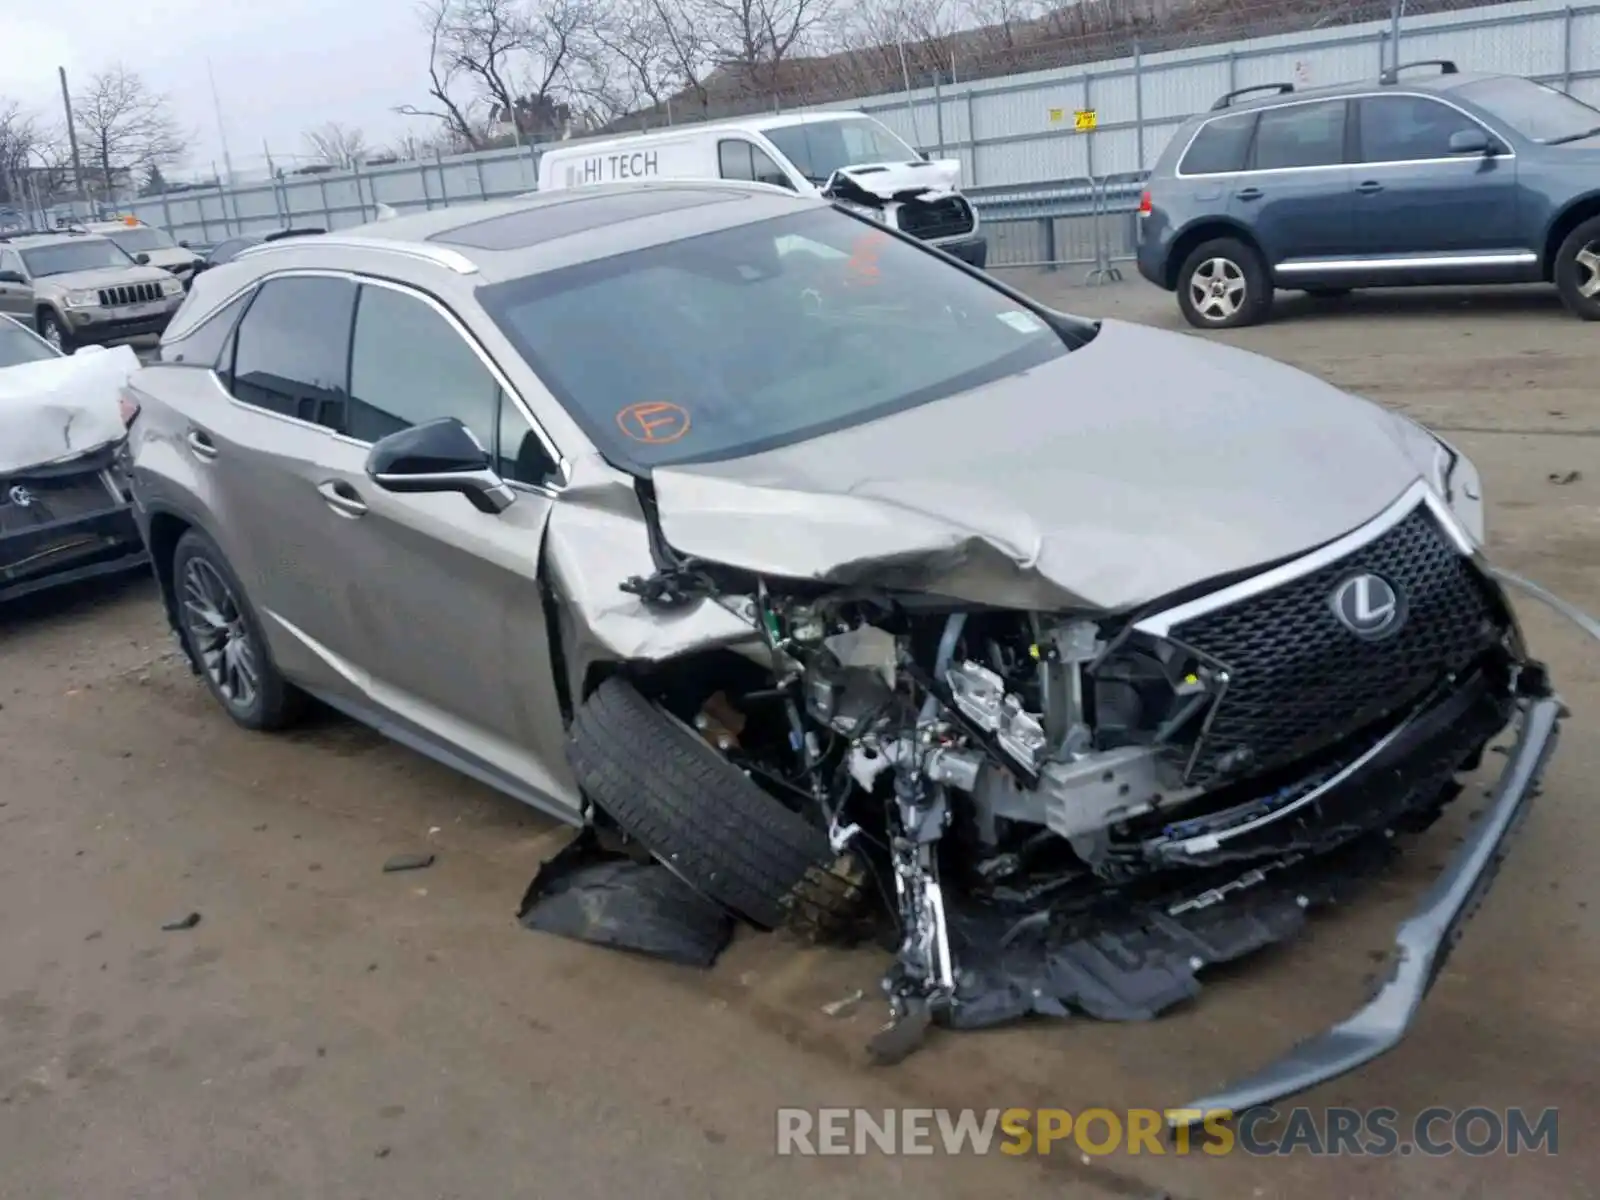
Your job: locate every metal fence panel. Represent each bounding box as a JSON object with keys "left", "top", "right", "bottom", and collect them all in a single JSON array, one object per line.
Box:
[{"left": 113, "top": 0, "right": 1598, "bottom": 243}]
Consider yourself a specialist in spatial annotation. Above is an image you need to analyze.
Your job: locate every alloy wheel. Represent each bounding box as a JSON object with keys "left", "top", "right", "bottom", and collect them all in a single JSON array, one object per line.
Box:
[
  {"left": 1575, "top": 240, "right": 1600, "bottom": 300},
  {"left": 182, "top": 557, "right": 260, "bottom": 711},
  {"left": 1189, "top": 257, "right": 1247, "bottom": 322},
  {"left": 41, "top": 321, "right": 63, "bottom": 350}
]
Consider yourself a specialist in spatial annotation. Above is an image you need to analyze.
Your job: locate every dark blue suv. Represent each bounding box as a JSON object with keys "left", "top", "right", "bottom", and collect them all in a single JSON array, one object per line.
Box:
[{"left": 1136, "top": 61, "right": 1600, "bottom": 326}]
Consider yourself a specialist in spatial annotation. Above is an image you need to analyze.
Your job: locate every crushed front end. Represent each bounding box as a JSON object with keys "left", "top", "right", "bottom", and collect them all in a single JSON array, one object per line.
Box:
[
  {"left": 620, "top": 474, "right": 1564, "bottom": 1102},
  {"left": 0, "top": 443, "right": 149, "bottom": 602}
]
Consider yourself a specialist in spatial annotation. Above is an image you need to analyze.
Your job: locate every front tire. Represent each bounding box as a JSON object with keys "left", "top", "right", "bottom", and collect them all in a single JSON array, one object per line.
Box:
[
  {"left": 567, "top": 676, "right": 859, "bottom": 932},
  {"left": 36, "top": 310, "right": 75, "bottom": 353},
  {"left": 171, "top": 529, "right": 304, "bottom": 731},
  {"left": 1554, "top": 215, "right": 1600, "bottom": 321},
  {"left": 1176, "top": 238, "right": 1272, "bottom": 329}
]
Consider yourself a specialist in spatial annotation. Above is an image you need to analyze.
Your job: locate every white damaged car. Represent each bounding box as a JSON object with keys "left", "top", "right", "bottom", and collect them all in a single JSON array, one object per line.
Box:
[{"left": 0, "top": 316, "right": 147, "bottom": 602}]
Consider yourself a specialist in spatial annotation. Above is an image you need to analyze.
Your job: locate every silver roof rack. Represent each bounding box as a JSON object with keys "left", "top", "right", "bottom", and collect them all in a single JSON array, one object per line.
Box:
[{"left": 236, "top": 234, "right": 479, "bottom": 275}]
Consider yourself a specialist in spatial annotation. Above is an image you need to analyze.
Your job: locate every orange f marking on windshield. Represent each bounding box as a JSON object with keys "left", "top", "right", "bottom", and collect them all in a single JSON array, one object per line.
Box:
[{"left": 616, "top": 401, "right": 691, "bottom": 445}]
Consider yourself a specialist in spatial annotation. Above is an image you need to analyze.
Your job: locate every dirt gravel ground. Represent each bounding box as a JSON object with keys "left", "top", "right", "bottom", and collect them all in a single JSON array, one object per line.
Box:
[{"left": 4, "top": 280, "right": 1597, "bottom": 1200}]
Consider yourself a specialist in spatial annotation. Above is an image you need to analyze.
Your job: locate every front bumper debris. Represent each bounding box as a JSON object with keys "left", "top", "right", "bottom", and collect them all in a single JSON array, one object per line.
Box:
[
  {"left": 1172, "top": 693, "right": 1563, "bottom": 1124},
  {"left": 936, "top": 235, "right": 988, "bottom": 269}
]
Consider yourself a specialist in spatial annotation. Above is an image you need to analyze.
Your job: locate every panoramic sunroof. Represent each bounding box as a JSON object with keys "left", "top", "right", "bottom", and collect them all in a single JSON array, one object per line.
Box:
[{"left": 430, "top": 188, "right": 743, "bottom": 251}]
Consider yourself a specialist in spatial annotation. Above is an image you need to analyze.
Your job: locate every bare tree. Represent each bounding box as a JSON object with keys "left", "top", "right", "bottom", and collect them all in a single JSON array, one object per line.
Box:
[
  {"left": 0, "top": 100, "right": 60, "bottom": 209},
  {"left": 303, "top": 121, "right": 369, "bottom": 168},
  {"left": 689, "top": 0, "right": 837, "bottom": 104},
  {"left": 397, "top": 0, "right": 486, "bottom": 148},
  {"left": 585, "top": 0, "right": 683, "bottom": 123},
  {"left": 71, "top": 66, "right": 187, "bottom": 200}
]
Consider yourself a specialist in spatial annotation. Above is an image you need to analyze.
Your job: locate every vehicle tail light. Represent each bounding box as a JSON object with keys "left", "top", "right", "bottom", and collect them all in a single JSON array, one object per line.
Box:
[
  {"left": 118, "top": 387, "right": 141, "bottom": 428},
  {"left": 1138, "top": 190, "right": 1153, "bottom": 216}
]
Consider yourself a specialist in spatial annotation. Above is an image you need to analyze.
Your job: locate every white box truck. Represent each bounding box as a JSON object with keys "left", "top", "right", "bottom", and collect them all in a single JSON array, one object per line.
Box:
[{"left": 535, "top": 111, "right": 987, "bottom": 268}]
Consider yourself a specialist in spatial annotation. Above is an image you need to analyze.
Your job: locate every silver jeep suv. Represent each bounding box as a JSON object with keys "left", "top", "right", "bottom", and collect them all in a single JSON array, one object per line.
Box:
[{"left": 0, "top": 230, "right": 187, "bottom": 352}]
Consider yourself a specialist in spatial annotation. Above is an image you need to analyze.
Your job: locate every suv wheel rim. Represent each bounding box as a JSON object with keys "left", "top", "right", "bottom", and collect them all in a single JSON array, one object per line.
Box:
[
  {"left": 182, "top": 557, "right": 259, "bottom": 710},
  {"left": 1190, "top": 257, "right": 1247, "bottom": 321},
  {"left": 41, "top": 320, "right": 62, "bottom": 349},
  {"left": 1575, "top": 241, "right": 1600, "bottom": 300}
]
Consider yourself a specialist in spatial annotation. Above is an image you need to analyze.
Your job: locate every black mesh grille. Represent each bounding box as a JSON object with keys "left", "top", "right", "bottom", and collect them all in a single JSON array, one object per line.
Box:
[
  {"left": 1168, "top": 505, "right": 1504, "bottom": 788},
  {"left": 897, "top": 196, "right": 975, "bottom": 240},
  {"left": 0, "top": 472, "right": 115, "bottom": 533},
  {"left": 97, "top": 281, "right": 163, "bottom": 307}
]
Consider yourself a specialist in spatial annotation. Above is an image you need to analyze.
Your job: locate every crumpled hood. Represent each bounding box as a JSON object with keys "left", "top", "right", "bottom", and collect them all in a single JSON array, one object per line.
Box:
[
  {"left": 825, "top": 158, "right": 961, "bottom": 199},
  {"left": 0, "top": 345, "right": 139, "bottom": 474},
  {"left": 651, "top": 319, "right": 1428, "bottom": 612}
]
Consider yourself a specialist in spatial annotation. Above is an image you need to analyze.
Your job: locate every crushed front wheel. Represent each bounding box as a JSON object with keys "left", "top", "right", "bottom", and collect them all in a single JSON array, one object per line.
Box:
[{"left": 566, "top": 676, "right": 862, "bottom": 933}]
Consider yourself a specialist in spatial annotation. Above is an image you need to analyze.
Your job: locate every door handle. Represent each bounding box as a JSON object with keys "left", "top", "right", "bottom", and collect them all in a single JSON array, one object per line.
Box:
[
  {"left": 1356, "top": 180, "right": 1385, "bottom": 194},
  {"left": 186, "top": 429, "right": 218, "bottom": 460},
  {"left": 316, "top": 479, "right": 368, "bottom": 518},
  {"left": 1234, "top": 187, "right": 1264, "bottom": 201}
]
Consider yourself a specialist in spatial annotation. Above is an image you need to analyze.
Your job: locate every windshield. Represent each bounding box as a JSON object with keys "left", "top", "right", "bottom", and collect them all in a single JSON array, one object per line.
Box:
[
  {"left": 480, "top": 207, "right": 1070, "bottom": 470},
  {"left": 1455, "top": 77, "right": 1600, "bottom": 144},
  {"left": 763, "top": 118, "right": 920, "bottom": 184},
  {"left": 0, "top": 317, "right": 58, "bottom": 368},
  {"left": 105, "top": 226, "right": 175, "bottom": 253},
  {"left": 20, "top": 238, "right": 136, "bottom": 277}
]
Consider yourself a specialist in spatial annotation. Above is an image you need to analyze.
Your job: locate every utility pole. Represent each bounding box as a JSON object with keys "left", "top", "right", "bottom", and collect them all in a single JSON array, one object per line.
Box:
[
  {"left": 57, "top": 66, "right": 88, "bottom": 206},
  {"left": 1389, "top": 0, "right": 1405, "bottom": 71},
  {"left": 206, "top": 58, "right": 237, "bottom": 185}
]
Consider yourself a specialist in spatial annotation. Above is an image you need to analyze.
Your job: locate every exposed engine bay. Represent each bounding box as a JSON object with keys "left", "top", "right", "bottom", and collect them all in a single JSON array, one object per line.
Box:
[{"left": 583, "top": 481, "right": 1552, "bottom": 1065}]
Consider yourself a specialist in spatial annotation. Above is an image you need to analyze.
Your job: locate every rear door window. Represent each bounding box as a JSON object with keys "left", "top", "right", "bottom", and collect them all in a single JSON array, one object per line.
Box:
[
  {"left": 1250, "top": 100, "right": 1348, "bottom": 170},
  {"left": 161, "top": 289, "right": 253, "bottom": 367},
  {"left": 1358, "top": 95, "right": 1486, "bottom": 162},
  {"left": 227, "top": 275, "right": 356, "bottom": 430},
  {"left": 1178, "top": 112, "right": 1257, "bottom": 175}
]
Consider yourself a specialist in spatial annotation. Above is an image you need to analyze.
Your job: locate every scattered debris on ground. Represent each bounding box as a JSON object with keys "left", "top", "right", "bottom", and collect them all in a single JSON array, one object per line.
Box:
[{"left": 382, "top": 852, "right": 436, "bottom": 874}]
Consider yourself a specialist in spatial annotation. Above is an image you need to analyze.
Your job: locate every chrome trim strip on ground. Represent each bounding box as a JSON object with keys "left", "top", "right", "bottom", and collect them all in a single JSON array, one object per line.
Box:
[
  {"left": 1492, "top": 568, "right": 1600, "bottom": 644},
  {"left": 1169, "top": 694, "right": 1562, "bottom": 1126},
  {"left": 1135, "top": 479, "right": 1446, "bottom": 639}
]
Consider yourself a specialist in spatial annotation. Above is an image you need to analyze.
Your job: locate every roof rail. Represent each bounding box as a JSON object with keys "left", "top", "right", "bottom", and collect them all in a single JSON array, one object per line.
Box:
[
  {"left": 1211, "top": 82, "right": 1294, "bottom": 111},
  {"left": 1379, "top": 59, "right": 1459, "bottom": 85},
  {"left": 262, "top": 226, "right": 327, "bottom": 242},
  {"left": 235, "top": 233, "right": 479, "bottom": 275}
]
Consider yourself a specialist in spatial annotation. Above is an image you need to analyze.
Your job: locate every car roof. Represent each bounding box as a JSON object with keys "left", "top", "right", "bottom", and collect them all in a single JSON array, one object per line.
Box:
[
  {"left": 233, "top": 180, "right": 823, "bottom": 284},
  {"left": 1203, "top": 67, "right": 1504, "bottom": 115},
  {"left": 0, "top": 230, "right": 111, "bottom": 248},
  {"left": 540, "top": 108, "right": 875, "bottom": 156}
]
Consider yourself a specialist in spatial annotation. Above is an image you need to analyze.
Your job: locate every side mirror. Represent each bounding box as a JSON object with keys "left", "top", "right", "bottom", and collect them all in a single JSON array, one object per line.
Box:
[
  {"left": 0, "top": 269, "right": 25, "bottom": 284},
  {"left": 134, "top": 252, "right": 151, "bottom": 265},
  {"left": 179, "top": 240, "right": 190, "bottom": 248},
  {"left": 365, "top": 417, "right": 515, "bottom": 514},
  {"left": 1448, "top": 128, "right": 1492, "bottom": 155}
]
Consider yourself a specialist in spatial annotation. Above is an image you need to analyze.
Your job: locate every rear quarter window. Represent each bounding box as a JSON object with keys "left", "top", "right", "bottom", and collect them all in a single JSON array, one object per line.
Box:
[{"left": 1178, "top": 112, "right": 1257, "bottom": 175}]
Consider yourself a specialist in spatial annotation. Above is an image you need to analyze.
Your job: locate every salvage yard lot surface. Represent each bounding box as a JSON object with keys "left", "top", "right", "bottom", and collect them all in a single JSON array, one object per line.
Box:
[{"left": 4, "top": 281, "right": 1597, "bottom": 1200}]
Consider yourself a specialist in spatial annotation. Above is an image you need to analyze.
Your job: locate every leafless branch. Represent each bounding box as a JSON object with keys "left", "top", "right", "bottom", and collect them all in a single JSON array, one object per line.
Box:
[
  {"left": 70, "top": 66, "right": 188, "bottom": 200},
  {"left": 302, "top": 121, "right": 370, "bottom": 169}
]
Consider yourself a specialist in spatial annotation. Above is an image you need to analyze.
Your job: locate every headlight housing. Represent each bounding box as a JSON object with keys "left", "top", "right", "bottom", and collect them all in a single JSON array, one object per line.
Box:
[
  {"left": 62, "top": 289, "right": 100, "bottom": 309},
  {"left": 160, "top": 277, "right": 184, "bottom": 296}
]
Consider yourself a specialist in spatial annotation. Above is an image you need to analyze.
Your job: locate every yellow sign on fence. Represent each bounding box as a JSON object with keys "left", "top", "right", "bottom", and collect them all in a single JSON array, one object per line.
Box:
[
  {"left": 1075, "top": 109, "right": 1098, "bottom": 132},
  {"left": 1048, "top": 107, "right": 1065, "bottom": 123}
]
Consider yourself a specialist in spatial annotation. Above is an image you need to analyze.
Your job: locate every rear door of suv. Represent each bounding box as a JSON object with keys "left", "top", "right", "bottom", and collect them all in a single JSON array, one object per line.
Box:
[
  {"left": 1227, "top": 97, "right": 1358, "bottom": 271},
  {"left": 1349, "top": 93, "right": 1524, "bottom": 263}
]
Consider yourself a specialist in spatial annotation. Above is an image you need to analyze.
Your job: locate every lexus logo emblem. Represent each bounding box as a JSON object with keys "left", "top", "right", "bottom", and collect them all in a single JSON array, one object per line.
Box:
[{"left": 1331, "top": 573, "right": 1404, "bottom": 638}]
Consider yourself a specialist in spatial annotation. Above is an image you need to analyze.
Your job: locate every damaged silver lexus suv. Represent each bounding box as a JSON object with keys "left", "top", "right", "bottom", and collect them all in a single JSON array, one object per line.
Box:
[{"left": 124, "top": 181, "right": 1580, "bottom": 1118}]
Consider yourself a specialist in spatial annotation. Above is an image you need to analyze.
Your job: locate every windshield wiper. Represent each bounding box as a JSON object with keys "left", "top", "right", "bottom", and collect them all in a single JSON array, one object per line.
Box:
[{"left": 1545, "top": 125, "right": 1600, "bottom": 144}]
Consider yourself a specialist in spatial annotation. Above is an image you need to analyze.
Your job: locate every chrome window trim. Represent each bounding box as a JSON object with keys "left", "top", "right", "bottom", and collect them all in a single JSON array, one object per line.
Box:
[
  {"left": 235, "top": 235, "right": 480, "bottom": 276},
  {"left": 200, "top": 267, "right": 571, "bottom": 496},
  {"left": 1173, "top": 91, "right": 1514, "bottom": 180},
  {"left": 1134, "top": 479, "right": 1474, "bottom": 640}
]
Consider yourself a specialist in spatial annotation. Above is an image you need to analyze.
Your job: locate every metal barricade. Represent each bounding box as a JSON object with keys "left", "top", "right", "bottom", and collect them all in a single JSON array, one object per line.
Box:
[
  {"left": 1085, "top": 171, "right": 1149, "bottom": 286},
  {"left": 966, "top": 177, "right": 1097, "bottom": 273}
]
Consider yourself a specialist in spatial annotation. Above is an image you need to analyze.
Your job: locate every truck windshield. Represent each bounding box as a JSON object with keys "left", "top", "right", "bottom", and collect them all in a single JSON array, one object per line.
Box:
[
  {"left": 763, "top": 118, "right": 920, "bottom": 183},
  {"left": 105, "top": 226, "right": 176, "bottom": 253},
  {"left": 1455, "top": 77, "right": 1600, "bottom": 144},
  {"left": 479, "top": 207, "right": 1075, "bottom": 471},
  {"left": 20, "top": 238, "right": 136, "bottom": 277}
]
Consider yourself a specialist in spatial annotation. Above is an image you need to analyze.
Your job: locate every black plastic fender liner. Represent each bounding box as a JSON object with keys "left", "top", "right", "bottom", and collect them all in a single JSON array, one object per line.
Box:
[{"left": 1170, "top": 695, "right": 1563, "bottom": 1127}]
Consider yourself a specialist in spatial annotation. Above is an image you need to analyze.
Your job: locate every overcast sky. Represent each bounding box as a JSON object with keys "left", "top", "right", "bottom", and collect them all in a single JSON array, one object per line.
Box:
[{"left": 2, "top": 0, "right": 436, "bottom": 176}]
